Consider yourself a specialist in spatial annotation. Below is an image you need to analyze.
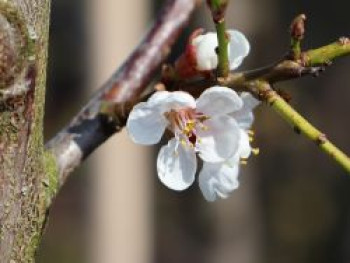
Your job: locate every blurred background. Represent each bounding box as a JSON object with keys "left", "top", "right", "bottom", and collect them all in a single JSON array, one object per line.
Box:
[{"left": 37, "top": 0, "right": 350, "bottom": 262}]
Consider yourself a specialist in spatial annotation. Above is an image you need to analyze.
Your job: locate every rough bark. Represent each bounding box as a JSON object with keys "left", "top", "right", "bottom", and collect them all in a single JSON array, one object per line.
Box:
[{"left": 0, "top": 0, "right": 51, "bottom": 262}]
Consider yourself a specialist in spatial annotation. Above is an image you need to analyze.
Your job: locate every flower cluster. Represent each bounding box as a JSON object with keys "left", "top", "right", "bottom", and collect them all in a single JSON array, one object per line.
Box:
[{"left": 126, "top": 29, "right": 259, "bottom": 201}]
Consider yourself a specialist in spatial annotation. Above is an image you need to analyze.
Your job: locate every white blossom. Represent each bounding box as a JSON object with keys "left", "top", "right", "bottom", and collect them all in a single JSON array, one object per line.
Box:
[
  {"left": 127, "top": 86, "right": 250, "bottom": 192},
  {"left": 131, "top": 28, "right": 258, "bottom": 201},
  {"left": 199, "top": 92, "right": 260, "bottom": 201},
  {"left": 192, "top": 30, "right": 250, "bottom": 71}
]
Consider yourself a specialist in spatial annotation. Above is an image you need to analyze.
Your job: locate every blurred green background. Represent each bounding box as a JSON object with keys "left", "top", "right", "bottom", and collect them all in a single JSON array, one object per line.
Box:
[{"left": 37, "top": 0, "right": 350, "bottom": 262}]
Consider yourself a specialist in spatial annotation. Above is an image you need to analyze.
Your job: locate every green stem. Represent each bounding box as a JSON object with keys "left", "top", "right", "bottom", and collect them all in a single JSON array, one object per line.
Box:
[
  {"left": 305, "top": 38, "right": 350, "bottom": 66},
  {"left": 207, "top": 0, "right": 230, "bottom": 78},
  {"left": 215, "top": 20, "right": 230, "bottom": 77},
  {"left": 291, "top": 38, "right": 301, "bottom": 59},
  {"left": 256, "top": 81, "right": 350, "bottom": 173}
]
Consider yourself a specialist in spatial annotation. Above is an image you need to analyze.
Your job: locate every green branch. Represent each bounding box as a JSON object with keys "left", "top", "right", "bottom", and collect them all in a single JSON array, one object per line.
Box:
[
  {"left": 167, "top": 38, "right": 350, "bottom": 93},
  {"left": 215, "top": 20, "right": 230, "bottom": 77},
  {"left": 304, "top": 37, "right": 350, "bottom": 66},
  {"left": 163, "top": 14, "right": 350, "bottom": 174},
  {"left": 255, "top": 81, "right": 350, "bottom": 173},
  {"left": 207, "top": 0, "right": 230, "bottom": 77}
]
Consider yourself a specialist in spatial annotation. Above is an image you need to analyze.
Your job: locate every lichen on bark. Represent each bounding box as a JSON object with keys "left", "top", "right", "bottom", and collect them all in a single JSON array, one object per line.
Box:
[{"left": 0, "top": 0, "right": 53, "bottom": 261}]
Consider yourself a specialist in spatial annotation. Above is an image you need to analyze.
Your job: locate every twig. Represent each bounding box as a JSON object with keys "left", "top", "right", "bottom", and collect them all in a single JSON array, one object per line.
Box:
[
  {"left": 46, "top": 0, "right": 200, "bottom": 189},
  {"left": 303, "top": 37, "right": 350, "bottom": 66},
  {"left": 162, "top": 38, "right": 350, "bottom": 172},
  {"left": 47, "top": 7, "right": 350, "bottom": 193},
  {"left": 165, "top": 38, "right": 350, "bottom": 92},
  {"left": 252, "top": 81, "right": 350, "bottom": 172},
  {"left": 207, "top": 0, "right": 230, "bottom": 77}
]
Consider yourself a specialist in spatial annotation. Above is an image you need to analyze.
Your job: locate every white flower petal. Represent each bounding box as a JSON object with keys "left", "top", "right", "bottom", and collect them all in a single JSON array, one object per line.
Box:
[
  {"left": 238, "top": 129, "right": 251, "bottom": 159},
  {"left": 147, "top": 90, "right": 196, "bottom": 113},
  {"left": 147, "top": 90, "right": 170, "bottom": 107},
  {"left": 231, "top": 92, "right": 260, "bottom": 129},
  {"left": 236, "top": 112, "right": 254, "bottom": 130},
  {"left": 157, "top": 138, "right": 197, "bottom": 191},
  {"left": 241, "top": 92, "right": 260, "bottom": 109},
  {"left": 166, "top": 91, "right": 196, "bottom": 109},
  {"left": 160, "top": 91, "right": 196, "bottom": 114},
  {"left": 192, "top": 32, "right": 218, "bottom": 71},
  {"left": 196, "top": 86, "right": 243, "bottom": 116},
  {"left": 193, "top": 30, "right": 250, "bottom": 71},
  {"left": 198, "top": 161, "right": 239, "bottom": 202},
  {"left": 227, "top": 30, "right": 250, "bottom": 70},
  {"left": 127, "top": 102, "right": 168, "bottom": 145},
  {"left": 197, "top": 115, "right": 240, "bottom": 163}
]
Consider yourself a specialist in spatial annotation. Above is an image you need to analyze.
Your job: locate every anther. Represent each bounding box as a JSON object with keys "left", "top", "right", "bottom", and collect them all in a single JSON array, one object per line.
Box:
[
  {"left": 252, "top": 148, "right": 260, "bottom": 155},
  {"left": 240, "top": 160, "right": 248, "bottom": 165}
]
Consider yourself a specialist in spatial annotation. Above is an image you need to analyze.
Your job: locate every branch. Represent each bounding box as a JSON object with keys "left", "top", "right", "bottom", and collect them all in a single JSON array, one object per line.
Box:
[
  {"left": 45, "top": 0, "right": 200, "bottom": 191},
  {"left": 47, "top": 7, "right": 350, "bottom": 195},
  {"left": 215, "top": 19, "right": 229, "bottom": 77},
  {"left": 166, "top": 37, "right": 350, "bottom": 92},
  {"left": 251, "top": 81, "right": 350, "bottom": 172},
  {"left": 162, "top": 38, "right": 350, "bottom": 172},
  {"left": 304, "top": 37, "right": 350, "bottom": 66},
  {"left": 207, "top": 0, "right": 230, "bottom": 77},
  {"left": 225, "top": 37, "right": 350, "bottom": 87}
]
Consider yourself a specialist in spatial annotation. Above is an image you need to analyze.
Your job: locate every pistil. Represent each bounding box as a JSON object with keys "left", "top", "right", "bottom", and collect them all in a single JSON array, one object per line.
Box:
[{"left": 165, "top": 108, "right": 209, "bottom": 148}]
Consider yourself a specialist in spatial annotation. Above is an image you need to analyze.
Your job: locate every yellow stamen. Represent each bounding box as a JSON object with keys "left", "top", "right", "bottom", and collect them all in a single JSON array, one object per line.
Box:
[
  {"left": 240, "top": 160, "right": 248, "bottom": 165},
  {"left": 248, "top": 130, "right": 255, "bottom": 136},
  {"left": 252, "top": 148, "right": 260, "bottom": 155},
  {"left": 183, "top": 120, "right": 195, "bottom": 135}
]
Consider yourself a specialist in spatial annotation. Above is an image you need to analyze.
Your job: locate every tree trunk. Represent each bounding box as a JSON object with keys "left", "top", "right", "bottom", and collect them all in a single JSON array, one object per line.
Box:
[{"left": 0, "top": 0, "right": 51, "bottom": 262}]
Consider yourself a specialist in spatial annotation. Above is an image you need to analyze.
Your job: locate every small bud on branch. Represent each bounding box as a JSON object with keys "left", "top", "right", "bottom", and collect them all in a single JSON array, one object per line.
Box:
[
  {"left": 290, "top": 14, "right": 306, "bottom": 60},
  {"left": 290, "top": 14, "right": 306, "bottom": 41}
]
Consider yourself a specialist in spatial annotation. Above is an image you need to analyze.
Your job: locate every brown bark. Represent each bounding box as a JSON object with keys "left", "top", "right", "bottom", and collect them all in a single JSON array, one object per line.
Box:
[{"left": 0, "top": 0, "right": 50, "bottom": 262}]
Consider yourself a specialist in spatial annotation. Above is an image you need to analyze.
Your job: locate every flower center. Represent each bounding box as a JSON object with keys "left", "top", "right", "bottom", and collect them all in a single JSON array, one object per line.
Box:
[{"left": 165, "top": 108, "right": 209, "bottom": 148}]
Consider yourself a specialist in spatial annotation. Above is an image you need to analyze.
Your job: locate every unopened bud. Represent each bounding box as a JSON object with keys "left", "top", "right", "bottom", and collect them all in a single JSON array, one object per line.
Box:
[
  {"left": 174, "top": 28, "right": 204, "bottom": 79},
  {"left": 290, "top": 14, "right": 306, "bottom": 41}
]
